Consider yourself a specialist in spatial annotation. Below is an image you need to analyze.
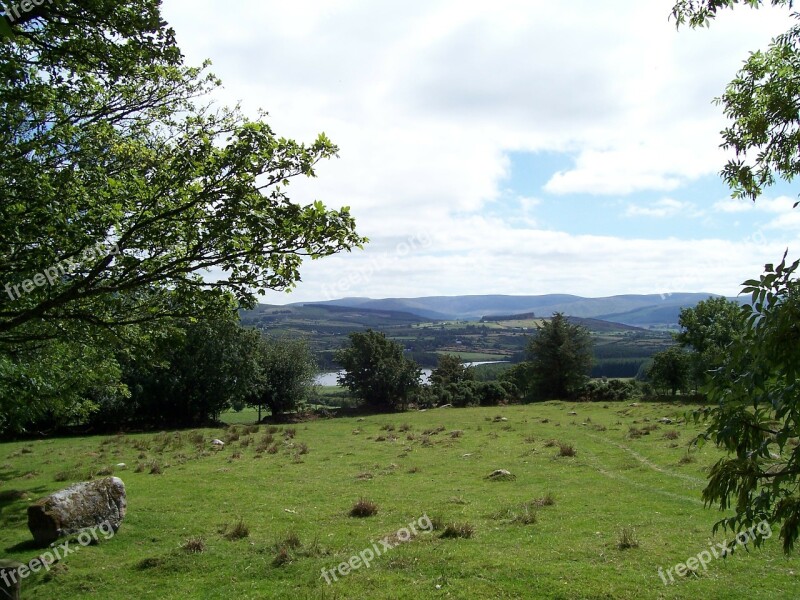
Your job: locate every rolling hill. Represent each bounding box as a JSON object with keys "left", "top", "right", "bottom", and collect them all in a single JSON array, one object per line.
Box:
[{"left": 305, "top": 293, "right": 731, "bottom": 327}]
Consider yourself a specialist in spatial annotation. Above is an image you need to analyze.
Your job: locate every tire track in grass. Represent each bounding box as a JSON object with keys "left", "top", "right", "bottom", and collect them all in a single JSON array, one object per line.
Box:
[
  {"left": 582, "top": 431, "right": 705, "bottom": 488},
  {"left": 578, "top": 447, "right": 705, "bottom": 507}
]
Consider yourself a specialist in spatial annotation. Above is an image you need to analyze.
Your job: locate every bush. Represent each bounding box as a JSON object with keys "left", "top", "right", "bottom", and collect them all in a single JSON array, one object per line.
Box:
[{"left": 577, "top": 379, "right": 641, "bottom": 402}]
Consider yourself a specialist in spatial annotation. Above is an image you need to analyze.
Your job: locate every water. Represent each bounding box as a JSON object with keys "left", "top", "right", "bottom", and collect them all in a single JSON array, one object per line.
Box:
[{"left": 314, "top": 361, "right": 508, "bottom": 387}]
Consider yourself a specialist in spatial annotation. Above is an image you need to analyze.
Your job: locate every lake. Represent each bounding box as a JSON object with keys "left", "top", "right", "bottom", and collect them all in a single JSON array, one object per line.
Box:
[{"left": 314, "top": 361, "right": 508, "bottom": 387}]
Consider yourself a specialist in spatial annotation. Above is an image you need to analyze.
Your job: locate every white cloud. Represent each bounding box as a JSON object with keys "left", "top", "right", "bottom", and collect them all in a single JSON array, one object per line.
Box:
[
  {"left": 624, "top": 198, "right": 702, "bottom": 219},
  {"left": 714, "top": 195, "right": 797, "bottom": 213},
  {"left": 159, "top": 0, "right": 798, "bottom": 301},
  {"left": 257, "top": 215, "right": 797, "bottom": 302}
]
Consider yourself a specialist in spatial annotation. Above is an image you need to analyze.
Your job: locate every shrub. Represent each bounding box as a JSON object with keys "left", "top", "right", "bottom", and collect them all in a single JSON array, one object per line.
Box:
[
  {"left": 182, "top": 536, "right": 206, "bottom": 554},
  {"left": 558, "top": 443, "right": 577, "bottom": 457},
  {"left": 578, "top": 379, "right": 641, "bottom": 402},
  {"left": 349, "top": 498, "right": 378, "bottom": 518}
]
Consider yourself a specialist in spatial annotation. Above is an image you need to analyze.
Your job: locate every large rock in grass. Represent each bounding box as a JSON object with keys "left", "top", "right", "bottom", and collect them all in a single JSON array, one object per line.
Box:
[{"left": 27, "top": 477, "right": 126, "bottom": 545}]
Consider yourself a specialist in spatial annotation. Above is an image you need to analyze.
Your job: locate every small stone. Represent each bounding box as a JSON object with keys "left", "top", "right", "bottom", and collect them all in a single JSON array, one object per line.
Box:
[{"left": 487, "top": 469, "right": 516, "bottom": 480}]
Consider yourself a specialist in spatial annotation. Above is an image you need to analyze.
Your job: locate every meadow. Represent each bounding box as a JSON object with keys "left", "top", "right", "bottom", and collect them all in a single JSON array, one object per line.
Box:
[{"left": 1, "top": 402, "right": 798, "bottom": 599}]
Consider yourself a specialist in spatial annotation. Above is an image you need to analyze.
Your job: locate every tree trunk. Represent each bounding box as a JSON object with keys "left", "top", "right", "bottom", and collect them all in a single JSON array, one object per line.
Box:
[{"left": 0, "top": 560, "right": 22, "bottom": 600}]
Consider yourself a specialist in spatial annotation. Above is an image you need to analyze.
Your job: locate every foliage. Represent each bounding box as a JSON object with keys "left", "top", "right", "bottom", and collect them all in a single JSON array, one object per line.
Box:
[
  {"left": 696, "top": 253, "right": 800, "bottom": 552},
  {"left": 647, "top": 347, "right": 691, "bottom": 396},
  {"left": 249, "top": 337, "right": 318, "bottom": 420},
  {"left": 115, "top": 311, "right": 263, "bottom": 427},
  {"left": 676, "top": 296, "right": 746, "bottom": 390},
  {"left": 429, "top": 354, "right": 476, "bottom": 387},
  {"left": 672, "top": 0, "right": 800, "bottom": 203},
  {"left": 0, "top": 0, "right": 364, "bottom": 428},
  {"left": 334, "top": 330, "right": 421, "bottom": 411},
  {"left": 523, "top": 313, "right": 593, "bottom": 400},
  {"left": 577, "top": 379, "right": 641, "bottom": 402},
  {"left": 0, "top": 339, "right": 126, "bottom": 435}
]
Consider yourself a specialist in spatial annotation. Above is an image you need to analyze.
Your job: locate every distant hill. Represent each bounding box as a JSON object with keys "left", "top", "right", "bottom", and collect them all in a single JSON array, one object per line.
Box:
[
  {"left": 306, "top": 293, "right": 730, "bottom": 327},
  {"left": 240, "top": 303, "right": 431, "bottom": 330},
  {"left": 564, "top": 316, "right": 644, "bottom": 332},
  {"left": 480, "top": 312, "right": 537, "bottom": 322}
]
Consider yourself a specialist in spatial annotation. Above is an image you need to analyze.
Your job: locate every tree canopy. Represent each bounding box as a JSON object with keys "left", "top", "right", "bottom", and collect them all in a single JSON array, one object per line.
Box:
[
  {"left": 524, "top": 313, "right": 593, "bottom": 401},
  {"left": 0, "top": 0, "right": 365, "bottom": 434},
  {"left": 334, "top": 330, "right": 421, "bottom": 411},
  {"left": 673, "top": 0, "right": 800, "bottom": 552},
  {"left": 696, "top": 254, "right": 800, "bottom": 552},
  {"left": 673, "top": 0, "right": 800, "bottom": 203}
]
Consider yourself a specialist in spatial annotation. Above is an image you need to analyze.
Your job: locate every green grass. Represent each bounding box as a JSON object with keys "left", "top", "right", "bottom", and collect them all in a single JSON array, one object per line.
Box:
[{"left": 1, "top": 403, "right": 797, "bottom": 599}]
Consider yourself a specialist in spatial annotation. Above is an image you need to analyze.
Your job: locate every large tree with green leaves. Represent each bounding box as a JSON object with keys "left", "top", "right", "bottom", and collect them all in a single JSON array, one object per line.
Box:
[
  {"left": 647, "top": 346, "right": 691, "bottom": 396},
  {"left": 673, "top": 1, "right": 800, "bottom": 551},
  {"left": 249, "top": 337, "right": 318, "bottom": 421},
  {"left": 0, "top": 1, "right": 364, "bottom": 346},
  {"left": 676, "top": 296, "right": 746, "bottom": 390},
  {"left": 524, "top": 313, "right": 593, "bottom": 400},
  {"left": 695, "top": 254, "right": 800, "bottom": 551},
  {"left": 0, "top": 1, "right": 364, "bottom": 432},
  {"left": 334, "top": 330, "right": 421, "bottom": 411},
  {"left": 672, "top": 0, "right": 800, "bottom": 204}
]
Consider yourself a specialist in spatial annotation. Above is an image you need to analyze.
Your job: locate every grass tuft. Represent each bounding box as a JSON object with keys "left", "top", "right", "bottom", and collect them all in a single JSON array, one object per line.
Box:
[
  {"left": 440, "top": 522, "right": 475, "bottom": 539},
  {"left": 349, "top": 497, "right": 379, "bottom": 518},
  {"left": 617, "top": 526, "right": 640, "bottom": 550}
]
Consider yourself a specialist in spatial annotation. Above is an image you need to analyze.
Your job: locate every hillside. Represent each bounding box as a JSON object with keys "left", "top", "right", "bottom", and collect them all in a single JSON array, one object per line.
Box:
[{"left": 308, "top": 293, "right": 727, "bottom": 327}]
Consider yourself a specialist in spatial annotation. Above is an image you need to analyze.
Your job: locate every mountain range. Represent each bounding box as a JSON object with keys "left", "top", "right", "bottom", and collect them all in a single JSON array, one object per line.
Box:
[{"left": 300, "top": 293, "right": 738, "bottom": 327}]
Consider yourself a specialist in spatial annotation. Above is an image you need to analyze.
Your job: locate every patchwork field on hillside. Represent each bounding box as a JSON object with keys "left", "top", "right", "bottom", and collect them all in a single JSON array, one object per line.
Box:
[{"left": 1, "top": 403, "right": 797, "bottom": 599}]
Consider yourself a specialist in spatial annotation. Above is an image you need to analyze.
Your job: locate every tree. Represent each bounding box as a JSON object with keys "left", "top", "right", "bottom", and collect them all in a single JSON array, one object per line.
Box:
[
  {"left": 647, "top": 347, "right": 691, "bottom": 396},
  {"left": 114, "top": 311, "right": 263, "bottom": 428},
  {"left": 429, "top": 354, "right": 475, "bottom": 387},
  {"left": 696, "top": 254, "right": 800, "bottom": 552},
  {"left": 676, "top": 296, "right": 746, "bottom": 390},
  {"left": 0, "top": 1, "right": 364, "bottom": 348},
  {"left": 0, "top": 0, "right": 364, "bottom": 430},
  {"left": 249, "top": 337, "right": 318, "bottom": 421},
  {"left": 672, "top": 0, "right": 800, "bottom": 203},
  {"left": 334, "top": 330, "right": 421, "bottom": 411},
  {"left": 673, "top": 1, "right": 800, "bottom": 552},
  {"left": 524, "top": 313, "right": 593, "bottom": 400}
]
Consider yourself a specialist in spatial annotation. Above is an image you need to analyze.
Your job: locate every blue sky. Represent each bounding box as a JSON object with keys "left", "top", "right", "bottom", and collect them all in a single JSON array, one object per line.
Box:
[{"left": 162, "top": 0, "right": 800, "bottom": 303}]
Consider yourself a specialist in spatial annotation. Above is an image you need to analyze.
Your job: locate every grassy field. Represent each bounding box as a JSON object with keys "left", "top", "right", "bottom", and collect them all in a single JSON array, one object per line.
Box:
[{"left": 1, "top": 402, "right": 798, "bottom": 599}]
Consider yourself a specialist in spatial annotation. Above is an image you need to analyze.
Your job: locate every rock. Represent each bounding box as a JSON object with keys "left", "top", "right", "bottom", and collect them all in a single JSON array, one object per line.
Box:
[
  {"left": 115, "top": 463, "right": 127, "bottom": 469},
  {"left": 568, "top": 411, "right": 577, "bottom": 415},
  {"left": 27, "top": 477, "right": 126, "bottom": 546},
  {"left": 629, "top": 403, "right": 640, "bottom": 407},
  {"left": 438, "top": 404, "right": 453, "bottom": 409},
  {"left": 0, "top": 560, "right": 23, "bottom": 600},
  {"left": 658, "top": 418, "right": 673, "bottom": 424},
  {"left": 487, "top": 469, "right": 516, "bottom": 480},
  {"left": 211, "top": 439, "right": 225, "bottom": 448}
]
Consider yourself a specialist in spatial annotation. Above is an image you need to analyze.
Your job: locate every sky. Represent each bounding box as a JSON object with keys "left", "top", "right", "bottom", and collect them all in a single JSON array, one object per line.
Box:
[{"left": 162, "top": 0, "right": 800, "bottom": 304}]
